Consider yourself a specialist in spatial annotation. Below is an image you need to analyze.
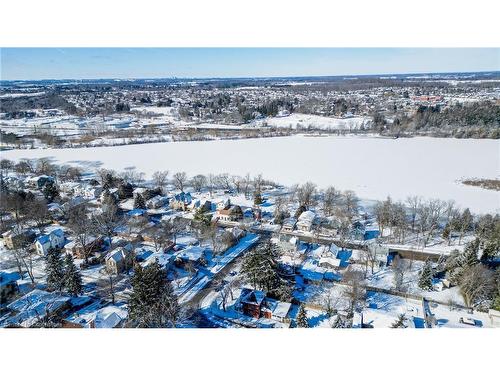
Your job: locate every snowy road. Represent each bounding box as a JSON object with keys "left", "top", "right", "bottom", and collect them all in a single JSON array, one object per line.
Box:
[{"left": 177, "top": 233, "right": 260, "bottom": 305}]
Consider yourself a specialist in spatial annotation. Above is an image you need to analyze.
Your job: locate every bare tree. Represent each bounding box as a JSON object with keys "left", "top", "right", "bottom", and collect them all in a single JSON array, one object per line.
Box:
[
  {"left": 191, "top": 174, "right": 207, "bottom": 192},
  {"left": 459, "top": 264, "right": 495, "bottom": 308},
  {"left": 11, "top": 238, "right": 37, "bottom": 284},
  {"left": 242, "top": 174, "right": 252, "bottom": 198},
  {"left": 152, "top": 170, "right": 169, "bottom": 192},
  {"left": 172, "top": 171, "right": 188, "bottom": 192},
  {"left": 96, "top": 271, "right": 124, "bottom": 305},
  {"left": 342, "top": 269, "right": 366, "bottom": 317},
  {"left": 207, "top": 173, "right": 217, "bottom": 197},
  {"left": 217, "top": 173, "right": 232, "bottom": 191},
  {"left": 67, "top": 204, "right": 96, "bottom": 264},
  {"left": 424, "top": 199, "right": 446, "bottom": 246},
  {"left": 92, "top": 204, "right": 121, "bottom": 240},
  {"left": 392, "top": 256, "right": 409, "bottom": 292},
  {"left": 24, "top": 198, "right": 50, "bottom": 229},
  {"left": 231, "top": 175, "right": 242, "bottom": 194},
  {"left": 322, "top": 186, "right": 340, "bottom": 216},
  {"left": 341, "top": 190, "right": 358, "bottom": 221},
  {"left": 406, "top": 196, "right": 421, "bottom": 232},
  {"left": 252, "top": 174, "right": 264, "bottom": 195},
  {"left": 296, "top": 182, "right": 317, "bottom": 209}
]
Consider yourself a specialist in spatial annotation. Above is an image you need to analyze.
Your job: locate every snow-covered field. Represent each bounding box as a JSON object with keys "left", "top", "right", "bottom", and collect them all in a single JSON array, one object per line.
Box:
[
  {"left": 251, "top": 113, "right": 370, "bottom": 130},
  {"left": 2, "top": 135, "right": 499, "bottom": 213}
]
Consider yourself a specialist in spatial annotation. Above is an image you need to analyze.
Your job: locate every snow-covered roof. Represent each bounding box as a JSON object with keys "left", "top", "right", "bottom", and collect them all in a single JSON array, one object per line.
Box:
[
  {"left": 297, "top": 210, "right": 316, "bottom": 223},
  {"left": 176, "top": 246, "right": 206, "bottom": 262},
  {"left": 3, "top": 289, "right": 71, "bottom": 327},
  {"left": 106, "top": 246, "right": 131, "bottom": 263},
  {"left": 319, "top": 257, "right": 341, "bottom": 268},
  {"left": 241, "top": 289, "right": 266, "bottom": 305},
  {"left": 143, "top": 252, "right": 174, "bottom": 268},
  {"left": 272, "top": 301, "right": 291, "bottom": 319}
]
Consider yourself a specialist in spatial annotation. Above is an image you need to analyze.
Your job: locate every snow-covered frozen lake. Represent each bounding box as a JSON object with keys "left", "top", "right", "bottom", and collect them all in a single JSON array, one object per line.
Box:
[{"left": 2, "top": 135, "right": 499, "bottom": 214}]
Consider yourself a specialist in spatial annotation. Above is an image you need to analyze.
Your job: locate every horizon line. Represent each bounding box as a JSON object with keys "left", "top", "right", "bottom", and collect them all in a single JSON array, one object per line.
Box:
[{"left": 1, "top": 69, "right": 499, "bottom": 83}]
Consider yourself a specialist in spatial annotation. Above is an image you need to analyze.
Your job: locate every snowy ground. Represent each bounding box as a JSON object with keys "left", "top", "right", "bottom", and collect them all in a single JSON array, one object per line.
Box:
[
  {"left": 3, "top": 135, "right": 499, "bottom": 214},
  {"left": 250, "top": 113, "right": 370, "bottom": 131}
]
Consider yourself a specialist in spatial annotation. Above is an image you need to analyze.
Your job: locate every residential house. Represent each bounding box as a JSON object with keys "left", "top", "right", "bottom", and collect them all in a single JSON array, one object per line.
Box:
[
  {"left": 2, "top": 228, "right": 36, "bottom": 250},
  {"left": 65, "top": 236, "right": 103, "bottom": 259},
  {"left": 1, "top": 289, "right": 71, "bottom": 328},
  {"left": 146, "top": 195, "right": 169, "bottom": 209},
  {"left": 26, "top": 175, "right": 54, "bottom": 189},
  {"left": 239, "top": 288, "right": 291, "bottom": 323},
  {"left": 240, "top": 288, "right": 266, "bottom": 318},
  {"left": 214, "top": 205, "right": 243, "bottom": 222},
  {"left": 105, "top": 246, "right": 134, "bottom": 274},
  {"left": 75, "top": 185, "right": 103, "bottom": 200},
  {"left": 62, "top": 302, "right": 128, "bottom": 328},
  {"left": 170, "top": 192, "right": 192, "bottom": 211},
  {"left": 282, "top": 218, "right": 297, "bottom": 232},
  {"left": 35, "top": 228, "right": 65, "bottom": 256},
  {"left": 318, "top": 257, "right": 341, "bottom": 269},
  {"left": 175, "top": 246, "right": 208, "bottom": 269},
  {"left": 296, "top": 211, "right": 316, "bottom": 232}
]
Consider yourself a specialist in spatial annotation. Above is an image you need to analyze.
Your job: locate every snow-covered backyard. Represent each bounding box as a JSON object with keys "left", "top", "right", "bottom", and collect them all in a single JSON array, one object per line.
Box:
[
  {"left": 2, "top": 135, "right": 499, "bottom": 213},
  {"left": 251, "top": 113, "right": 370, "bottom": 130}
]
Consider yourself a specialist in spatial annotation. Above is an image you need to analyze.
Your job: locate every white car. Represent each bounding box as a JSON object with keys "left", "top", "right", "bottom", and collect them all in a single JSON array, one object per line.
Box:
[{"left": 459, "top": 317, "right": 477, "bottom": 326}]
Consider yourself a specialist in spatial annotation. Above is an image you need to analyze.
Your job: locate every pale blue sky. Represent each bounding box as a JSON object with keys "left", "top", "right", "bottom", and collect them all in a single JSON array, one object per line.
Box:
[{"left": 1, "top": 48, "right": 498, "bottom": 80}]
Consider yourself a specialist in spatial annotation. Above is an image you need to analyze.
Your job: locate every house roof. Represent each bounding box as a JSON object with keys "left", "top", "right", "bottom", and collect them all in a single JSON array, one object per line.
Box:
[
  {"left": 272, "top": 301, "right": 292, "bottom": 318},
  {"left": 0, "top": 271, "right": 21, "bottom": 287},
  {"left": 176, "top": 246, "right": 206, "bottom": 262},
  {"left": 241, "top": 289, "right": 266, "bottom": 306},
  {"left": 36, "top": 235, "right": 51, "bottom": 245},
  {"left": 298, "top": 211, "right": 316, "bottom": 223},
  {"left": 106, "top": 247, "right": 131, "bottom": 262},
  {"left": 319, "top": 257, "right": 342, "bottom": 268},
  {"left": 3, "top": 289, "right": 71, "bottom": 327},
  {"left": 50, "top": 228, "right": 64, "bottom": 237}
]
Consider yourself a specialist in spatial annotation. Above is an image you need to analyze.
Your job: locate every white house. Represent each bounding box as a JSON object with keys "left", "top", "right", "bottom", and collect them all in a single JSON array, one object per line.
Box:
[
  {"left": 296, "top": 211, "right": 316, "bottom": 232},
  {"left": 35, "top": 229, "right": 65, "bottom": 256},
  {"left": 105, "top": 246, "right": 133, "bottom": 274},
  {"left": 146, "top": 195, "right": 169, "bottom": 209},
  {"left": 282, "top": 218, "right": 297, "bottom": 232}
]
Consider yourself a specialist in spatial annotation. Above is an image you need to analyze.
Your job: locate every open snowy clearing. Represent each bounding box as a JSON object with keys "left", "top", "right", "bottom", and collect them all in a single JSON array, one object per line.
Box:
[
  {"left": 250, "top": 113, "right": 371, "bottom": 130},
  {"left": 2, "top": 135, "right": 499, "bottom": 214}
]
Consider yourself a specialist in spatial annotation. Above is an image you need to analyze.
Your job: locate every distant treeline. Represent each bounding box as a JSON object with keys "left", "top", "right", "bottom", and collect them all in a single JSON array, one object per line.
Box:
[{"left": 382, "top": 101, "right": 500, "bottom": 139}]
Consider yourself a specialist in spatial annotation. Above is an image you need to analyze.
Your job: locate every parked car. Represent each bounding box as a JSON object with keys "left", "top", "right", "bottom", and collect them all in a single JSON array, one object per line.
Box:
[{"left": 459, "top": 317, "right": 477, "bottom": 326}]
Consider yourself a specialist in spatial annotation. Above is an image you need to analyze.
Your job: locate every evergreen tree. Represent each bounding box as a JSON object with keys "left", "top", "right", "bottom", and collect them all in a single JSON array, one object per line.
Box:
[
  {"left": 193, "top": 207, "right": 211, "bottom": 227},
  {"left": 42, "top": 181, "right": 59, "bottom": 203},
  {"left": 418, "top": 259, "right": 434, "bottom": 291},
  {"left": 462, "top": 239, "right": 479, "bottom": 267},
  {"left": 63, "top": 253, "right": 82, "bottom": 296},
  {"left": 296, "top": 304, "right": 309, "bottom": 328},
  {"left": 133, "top": 193, "right": 146, "bottom": 209},
  {"left": 128, "top": 261, "right": 180, "bottom": 327},
  {"left": 492, "top": 295, "right": 500, "bottom": 311},
  {"left": 253, "top": 190, "right": 263, "bottom": 205},
  {"left": 118, "top": 182, "right": 133, "bottom": 199},
  {"left": 45, "top": 248, "right": 65, "bottom": 292},
  {"left": 331, "top": 315, "right": 348, "bottom": 328},
  {"left": 294, "top": 204, "right": 306, "bottom": 219},
  {"left": 240, "top": 241, "right": 291, "bottom": 299},
  {"left": 391, "top": 313, "right": 408, "bottom": 328}
]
